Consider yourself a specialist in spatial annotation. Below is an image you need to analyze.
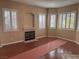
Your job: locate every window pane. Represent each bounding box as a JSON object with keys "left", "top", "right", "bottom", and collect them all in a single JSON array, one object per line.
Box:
[
  {"left": 62, "top": 14, "right": 66, "bottom": 29},
  {"left": 66, "top": 13, "right": 70, "bottom": 29},
  {"left": 70, "top": 12, "right": 75, "bottom": 29},
  {"left": 4, "top": 10, "right": 11, "bottom": 31},
  {"left": 3, "top": 9, "right": 18, "bottom": 32},
  {"left": 11, "top": 11, "right": 17, "bottom": 30},
  {"left": 42, "top": 15, "right": 46, "bottom": 29},
  {"left": 39, "top": 14, "right": 46, "bottom": 29},
  {"left": 58, "top": 14, "right": 62, "bottom": 29},
  {"left": 50, "top": 14, "right": 56, "bottom": 28},
  {"left": 77, "top": 18, "right": 79, "bottom": 30},
  {"left": 39, "top": 14, "right": 42, "bottom": 29}
]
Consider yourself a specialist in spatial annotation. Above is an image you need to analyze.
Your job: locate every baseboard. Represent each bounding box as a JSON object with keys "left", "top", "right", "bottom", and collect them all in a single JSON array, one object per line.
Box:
[
  {"left": 56, "top": 36, "right": 79, "bottom": 45},
  {"left": 24, "top": 39, "right": 38, "bottom": 43},
  {"left": 36, "top": 36, "right": 47, "bottom": 39},
  {"left": 48, "top": 36, "right": 58, "bottom": 38},
  {"left": 1, "top": 36, "right": 46, "bottom": 47},
  {"left": 1, "top": 40, "right": 24, "bottom": 47},
  {"left": 48, "top": 36, "right": 79, "bottom": 45},
  {"left": 1, "top": 36, "right": 79, "bottom": 47}
]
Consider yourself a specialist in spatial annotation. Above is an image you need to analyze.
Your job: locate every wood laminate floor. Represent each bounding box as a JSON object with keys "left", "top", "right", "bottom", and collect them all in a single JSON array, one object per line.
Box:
[
  {"left": 0, "top": 37, "right": 79, "bottom": 59},
  {"left": 39, "top": 40, "right": 79, "bottom": 59}
]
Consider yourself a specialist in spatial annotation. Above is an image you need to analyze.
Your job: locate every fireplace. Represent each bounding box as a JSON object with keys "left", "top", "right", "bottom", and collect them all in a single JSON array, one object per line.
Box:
[{"left": 25, "top": 31, "right": 35, "bottom": 41}]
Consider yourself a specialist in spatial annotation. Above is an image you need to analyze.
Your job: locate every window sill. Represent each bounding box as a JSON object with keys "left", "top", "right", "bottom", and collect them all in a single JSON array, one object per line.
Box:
[
  {"left": 49, "top": 28, "right": 56, "bottom": 30},
  {"left": 58, "top": 28, "right": 75, "bottom": 31}
]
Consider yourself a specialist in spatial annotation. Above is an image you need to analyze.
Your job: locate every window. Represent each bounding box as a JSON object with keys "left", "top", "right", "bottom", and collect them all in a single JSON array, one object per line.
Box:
[
  {"left": 4, "top": 10, "right": 11, "bottom": 31},
  {"left": 11, "top": 11, "right": 17, "bottom": 30},
  {"left": 50, "top": 14, "right": 56, "bottom": 28},
  {"left": 70, "top": 12, "right": 75, "bottom": 29},
  {"left": 62, "top": 14, "right": 66, "bottom": 28},
  {"left": 58, "top": 12, "right": 76, "bottom": 30},
  {"left": 39, "top": 14, "right": 46, "bottom": 29},
  {"left": 58, "top": 14, "right": 62, "bottom": 28},
  {"left": 66, "top": 13, "right": 70, "bottom": 29},
  {"left": 77, "top": 16, "right": 79, "bottom": 30},
  {"left": 3, "top": 9, "right": 17, "bottom": 32}
]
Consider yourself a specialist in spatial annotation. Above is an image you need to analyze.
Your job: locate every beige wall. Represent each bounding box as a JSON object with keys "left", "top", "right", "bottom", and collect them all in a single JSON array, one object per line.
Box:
[{"left": 0, "top": 0, "right": 47, "bottom": 45}]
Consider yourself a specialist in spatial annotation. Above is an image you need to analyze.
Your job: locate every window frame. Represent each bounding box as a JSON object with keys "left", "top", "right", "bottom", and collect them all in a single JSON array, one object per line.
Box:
[
  {"left": 62, "top": 13, "right": 66, "bottom": 29},
  {"left": 2, "top": 8, "right": 18, "bottom": 32},
  {"left": 49, "top": 14, "right": 57, "bottom": 29},
  {"left": 38, "top": 14, "right": 46, "bottom": 29},
  {"left": 58, "top": 12, "right": 76, "bottom": 30},
  {"left": 70, "top": 12, "right": 76, "bottom": 30}
]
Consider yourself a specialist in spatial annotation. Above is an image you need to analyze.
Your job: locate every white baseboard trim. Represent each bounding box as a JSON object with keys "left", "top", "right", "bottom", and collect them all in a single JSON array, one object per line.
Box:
[
  {"left": 0, "top": 36, "right": 46, "bottom": 47},
  {"left": 24, "top": 39, "right": 38, "bottom": 43},
  {"left": 36, "top": 36, "right": 47, "bottom": 39},
  {"left": 1, "top": 36, "right": 79, "bottom": 47},
  {"left": 48, "top": 36, "right": 79, "bottom": 45},
  {"left": 57, "top": 36, "right": 79, "bottom": 45},
  {"left": 1, "top": 40, "right": 24, "bottom": 47},
  {"left": 48, "top": 36, "right": 58, "bottom": 38}
]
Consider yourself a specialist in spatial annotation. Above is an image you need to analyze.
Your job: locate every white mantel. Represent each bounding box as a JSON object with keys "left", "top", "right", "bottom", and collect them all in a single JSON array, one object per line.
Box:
[{"left": 23, "top": 27, "right": 35, "bottom": 32}]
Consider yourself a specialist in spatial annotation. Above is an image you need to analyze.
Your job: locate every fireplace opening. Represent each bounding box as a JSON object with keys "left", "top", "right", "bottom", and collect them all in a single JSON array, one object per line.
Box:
[{"left": 25, "top": 31, "right": 35, "bottom": 41}]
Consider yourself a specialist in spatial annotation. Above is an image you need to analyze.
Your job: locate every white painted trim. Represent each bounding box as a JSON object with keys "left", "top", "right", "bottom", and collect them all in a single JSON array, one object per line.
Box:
[
  {"left": 1, "top": 39, "right": 38, "bottom": 47},
  {"left": 48, "top": 36, "right": 79, "bottom": 45},
  {"left": 0, "top": 36, "right": 46, "bottom": 47},
  {"left": 57, "top": 36, "right": 79, "bottom": 45},
  {"left": 24, "top": 39, "right": 38, "bottom": 43},
  {"left": 1, "top": 36, "right": 79, "bottom": 47},
  {"left": 1, "top": 40, "right": 24, "bottom": 47},
  {"left": 0, "top": 36, "right": 47, "bottom": 47},
  {"left": 48, "top": 36, "right": 58, "bottom": 38},
  {"left": 36, "top": 36, "right": 47, "bottom": 39}
]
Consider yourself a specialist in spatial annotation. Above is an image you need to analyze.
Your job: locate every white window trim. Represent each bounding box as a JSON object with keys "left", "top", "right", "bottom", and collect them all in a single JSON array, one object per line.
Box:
[
  {"left": 38, "top": 14, "right": 46, "bottom": 29},
  {"left": 49, "top": 14, "right": 57, "bottom": 29},
  {"left": 2, "top": 8, "right": 18, "bottom": 32},
  {"left": 58, "top": 11, "right": 76, "bottom": 30}
]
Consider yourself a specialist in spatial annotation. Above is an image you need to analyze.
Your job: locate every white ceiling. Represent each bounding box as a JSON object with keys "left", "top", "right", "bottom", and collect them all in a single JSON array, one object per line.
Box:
[{"left": 11, "top": 0, "right": 79, "bottom": 8}]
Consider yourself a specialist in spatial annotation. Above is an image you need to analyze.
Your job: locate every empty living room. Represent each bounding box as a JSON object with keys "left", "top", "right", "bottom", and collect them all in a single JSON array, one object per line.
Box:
[{"left": 0, "top": 0, "right": 79, "bottom": 59}]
